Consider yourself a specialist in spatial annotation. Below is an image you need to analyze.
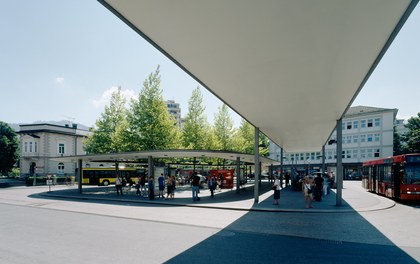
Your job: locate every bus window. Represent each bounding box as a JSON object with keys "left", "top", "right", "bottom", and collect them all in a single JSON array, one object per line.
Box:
[{"left": 405, "top": 165, "right": 420, "bottom": 184}]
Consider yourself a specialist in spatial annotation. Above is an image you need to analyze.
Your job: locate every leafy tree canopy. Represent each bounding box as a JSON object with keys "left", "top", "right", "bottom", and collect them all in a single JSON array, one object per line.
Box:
[{"left": 0, "top": 121, "right": 19, "bottom": 174}]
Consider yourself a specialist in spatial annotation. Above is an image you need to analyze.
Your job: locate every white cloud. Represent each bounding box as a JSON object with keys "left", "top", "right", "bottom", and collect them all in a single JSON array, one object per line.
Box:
[
  {"left": 92, "top": 86, "right": 136, "bottom": 108},
  {"left": 55, "top": 77, "right": 65, "bottom": 85}
]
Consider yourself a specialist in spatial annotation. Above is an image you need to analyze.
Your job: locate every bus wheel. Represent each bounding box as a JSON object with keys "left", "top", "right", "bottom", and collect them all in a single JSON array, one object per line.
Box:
[{"left": 102, "top": 180, "right": 110, "bottom": 186}]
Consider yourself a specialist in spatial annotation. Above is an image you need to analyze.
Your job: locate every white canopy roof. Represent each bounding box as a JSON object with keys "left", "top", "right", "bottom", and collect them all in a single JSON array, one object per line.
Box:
[{"left": 99, "top": 0, "right": 417, "bottom": 152}]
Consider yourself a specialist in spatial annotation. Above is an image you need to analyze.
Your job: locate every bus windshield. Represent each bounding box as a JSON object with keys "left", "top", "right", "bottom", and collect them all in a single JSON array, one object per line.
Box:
[{"left": 404, "top": 165, "right": 420, "bottom": 184}]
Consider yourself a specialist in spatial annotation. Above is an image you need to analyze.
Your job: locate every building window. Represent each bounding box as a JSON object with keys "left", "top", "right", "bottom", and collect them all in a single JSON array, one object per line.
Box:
[
  {"left": 58, "top": 163, "right": 65, "bottom": 174},
  {"left": 352, "top": 149, "right": 358, "bottom": 159},
  {"left": 374, "top": 118, "right": 381, "bottom": 127},
  {"left": 367, "top": 119, "right": 373, "bottom": 127},
  {"left": 24, "top": 142, "right": 28, "bottom": 153},
  {"left": 353, "top": 121, "right": 359, "bottom": 129},
  {"left": 346, "top": 136, "right": 352, "bottom": 144},
  {"left": 360, "top": 149, "right": 366, "bottom": 158},
  {"left": 353, "top": 135, "right": 358, "bottom": 143},
  {"left": 29, "top": 142, "right": 33, "bottom": 152},
  {"left": 374, "top": 149, "right": 380, "bottom": 158},
  {"left": 347, "top": 122, "right": 352, "bottom": 129},
  {"left": 342, "top": 122, "right": 346, "bottom": 130},
  {"left": 346, "top": 150, "right": 351, "bottom": 159},
  {"left": 367, "top": 134, "right": 373, "bottom": 142},
  {"left": 327, "top": 151, "right": 333, "bottom": 160},
  {"left": 361, "top": 134, "right": 366, "bottom": 143},
  {"left": 58, "top": 143, "right": 65, "bottom": 155},
  {"left": 34, "top": 142, "right": 37, "bottom": 153},
  {"left": 367, "top": 149, "right": 373, "bottom": 158},
  {"left": 374, "top": 133, "right": 380, "bottom": 142},
  {"left": 361, "top": 120, "right": 366, "bottom": 128}
]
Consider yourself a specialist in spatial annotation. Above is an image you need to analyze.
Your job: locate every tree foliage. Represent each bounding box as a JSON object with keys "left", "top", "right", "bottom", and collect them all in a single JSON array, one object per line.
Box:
[
  {"left": 84, "top": 87, "right": 128, "bottom": 154},
  {"left": 182, "top": 87, "right": 211, "bottom": 149},
  {"left": 127, "top": 66, "right": 181, "bottom": 151},
  {"left": 0, "top": 121, "right": 19, "bottom": 174},
  {"left": 403, "top": 113, "right": 420, "bottom": 153},
  {"left": 214, "top": 104, "right": 235, "bottom": 151}
]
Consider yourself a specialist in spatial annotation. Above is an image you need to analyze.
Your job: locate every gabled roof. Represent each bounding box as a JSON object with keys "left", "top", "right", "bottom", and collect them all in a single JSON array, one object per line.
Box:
[{"left": 99, "top": 0, "right": 418, "bottom": 152}]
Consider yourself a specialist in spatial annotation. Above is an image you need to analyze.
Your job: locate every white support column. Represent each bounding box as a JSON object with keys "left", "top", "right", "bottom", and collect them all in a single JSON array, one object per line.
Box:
[
  {"left": 336, "top": 119, "right": 343, "bottom": 206},
  {"left": 254, "top": 127, "right": 260, "bottom": 203},
  {"left": 78, "top": 159, "right": 83, "bottom": 194},
  {"left": 236, "top": 157, "right": 241, "bottom": 194}
]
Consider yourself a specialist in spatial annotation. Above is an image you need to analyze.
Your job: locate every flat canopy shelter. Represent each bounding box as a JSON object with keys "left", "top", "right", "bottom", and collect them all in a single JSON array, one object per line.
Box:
[
  {"left": 98, "top": 0, "right": 418, "bottom": 153},
  {"left": 51, "top": 149, "right": 279, "bottom": 194}
]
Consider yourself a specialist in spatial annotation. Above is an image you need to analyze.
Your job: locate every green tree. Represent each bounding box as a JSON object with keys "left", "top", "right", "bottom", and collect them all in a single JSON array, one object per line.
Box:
[
  {"left": 0, "top": 121, "right": 19, "bottom": 175},
  {"left": 182, "top": 87, "right": 211, "bottom": 149},
  {"left": 393, "top": 125, "right": 405, "bottom": 155},
  {"left": 84, "top": 87, "right": 128, "bottom": 154},
  {"left": 404, "top": 113, "right": 420, "bottom": 153},
  {"left": 127, "top": 66, "right": 181, "bottom": 151},
  {"left": 235, "top": 119, "right": 254, "bottom": 154},
  {"left": 214, "top": 104, "right": 235, "bottom": 151}
]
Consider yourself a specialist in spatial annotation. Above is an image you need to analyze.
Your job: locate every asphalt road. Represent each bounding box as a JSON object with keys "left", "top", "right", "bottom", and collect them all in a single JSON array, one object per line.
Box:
[{"left": 0, "top": 183, "right": 419, "bottom": 264}]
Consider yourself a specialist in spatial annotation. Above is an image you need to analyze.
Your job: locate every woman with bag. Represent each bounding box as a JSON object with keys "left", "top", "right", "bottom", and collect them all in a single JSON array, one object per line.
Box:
[
  {"left": 272, "top": 176, "right": 281, "bottom": 205},
  {"left": 302, "top": 175, "right": 314, "bottom": 208}
]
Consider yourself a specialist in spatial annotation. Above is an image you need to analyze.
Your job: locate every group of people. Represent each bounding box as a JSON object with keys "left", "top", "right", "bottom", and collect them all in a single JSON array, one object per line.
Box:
[{"left": 272, "top": 172, "right": 334, "bottom": 208}]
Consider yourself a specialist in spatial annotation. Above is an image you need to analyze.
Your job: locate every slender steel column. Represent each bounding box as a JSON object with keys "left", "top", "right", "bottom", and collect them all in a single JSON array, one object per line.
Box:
[
  {"left": 254, "top": 127, "right": 260, "bottom": 203},
  {"left": 280, "top": 148, "right": 284, "bottom": 188},
  {"left": 78, "top": 159, "right": 83, "bottom": 194},
  {"left": 148, "top": 156, "right": 153, "bottom": 178},
  {"left": 322, "top": 145, "right": 325, "bottom": 175},
  {"left": 336, "top": 119, "right": 343, "bottom": 206},
  {"left": 236, "top": 157, "right": 241, "bottom": 194}
]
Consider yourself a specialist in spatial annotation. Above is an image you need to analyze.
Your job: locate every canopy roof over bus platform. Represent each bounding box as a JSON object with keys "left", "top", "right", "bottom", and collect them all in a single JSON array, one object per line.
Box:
[
  {"left": 51, "top": 149, "right": 279, "bottom": 166},
  {"left": 98, "top": 0, "right": 418, "bottom": 153}
]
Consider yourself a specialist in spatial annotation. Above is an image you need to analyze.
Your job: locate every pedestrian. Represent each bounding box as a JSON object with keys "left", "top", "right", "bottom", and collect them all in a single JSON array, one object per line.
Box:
[
  {"left": 166, "top": 176, "right": 173, "bottom": 199},
  {"left": 314, "top": 173, "right": 323, "bottom": 201},
  {"left": 170, "top": 175, "right": 176, "bottom": 199},
  {"left": 192, "top": 172, "right": 200, "bottom": 201},
  {"left": 208, "top": 174, "right": 217, "bottom": 198},
  {"left": 148, "top": 177, "right": 155, "bottom": 200},
  {"left": 323, "top": 173, "right": 329, "bottom": 195},
  {"left": 140, "top": 174, "right": 146, "bottom": 197},
  {"left": 158, "top": 173, "right": 165, "bottom": 198},
  {"left": 135, "top": 175, "right": 141, "bottom": 196},
  {"left": 218, "top": 173, "right": 224, "bottom": 191},
  {"left": 115, "top": 174, "right": 123, "bottom": 196},
  {"left": 272, "top": 175, "right": 281, "bottom": 205},
  {"left": 285, "top": 173, "right": 290, "bottom": 187},
  {"left": 302, "top": 175, "right": 313, "bottom": 208}
]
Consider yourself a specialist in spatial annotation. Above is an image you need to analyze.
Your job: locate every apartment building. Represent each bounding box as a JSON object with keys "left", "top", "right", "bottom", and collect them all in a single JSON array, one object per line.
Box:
[
  {"left": 165, "top": 100, "right": 182, "bottom": 128},
  {"left": 269, "top": 106, "right": 398, "bottom": 178}
]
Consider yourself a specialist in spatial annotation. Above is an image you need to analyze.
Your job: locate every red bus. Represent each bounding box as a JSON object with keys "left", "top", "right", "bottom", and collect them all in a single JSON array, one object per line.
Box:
[{"left": 361, "top": 154, "right": 420, "bottom": 201}]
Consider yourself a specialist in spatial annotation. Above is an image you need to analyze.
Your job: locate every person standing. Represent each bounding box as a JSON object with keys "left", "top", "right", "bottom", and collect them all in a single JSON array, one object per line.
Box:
[
  {"left": 158, "top": 173, "right": 165, "bottom": 198},
  {"left": 115, "top": 174, "right": 123, "bottom": 196},
  {"left": 192, "top": 172, "right": 200, "bottom": 201},
  {"left": 170, "top": 175, "right": 176, "bottom": 199},
  {"left": 148, "top": 177, "right": 155, "bottom": 200},
  {"left": 314, "top": 173, "right": 324, "bottom": 201},
  {"left": 218, "top": 173, "right": 224, "bottom": 191},
  {"left": 302, "top": 176, "right": 313, "bottom": 208},
  {"left": 135, "top": 175, "right": 141, "bottom": 196},
  {"left": 140, "top": 174, "right": 146, "bottom": 197},
  {"left": 208, "top": 174, "right": 217, "bottom": 198},
  {"left": 273, "top": 176, "right": 281, "bottom": 205}
]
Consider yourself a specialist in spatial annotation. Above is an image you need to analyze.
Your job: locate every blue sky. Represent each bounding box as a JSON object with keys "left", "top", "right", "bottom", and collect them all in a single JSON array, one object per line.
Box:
[{"left": 1, "top": 1, "right": 419, "bottom": 128}]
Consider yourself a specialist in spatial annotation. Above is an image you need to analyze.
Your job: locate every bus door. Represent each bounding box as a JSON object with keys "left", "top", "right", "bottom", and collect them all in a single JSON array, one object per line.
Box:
[
  {"left": 371, "top": 166, "right": 377, "bottom": 193},
  {"left": 393, "top": 164, "right": 401, "bottom": 199}
]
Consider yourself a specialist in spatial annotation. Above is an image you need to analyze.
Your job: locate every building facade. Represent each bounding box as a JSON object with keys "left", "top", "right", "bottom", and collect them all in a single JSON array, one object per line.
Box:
[
  {"left": 18, "top": 123, "right": 90, "bottom": 177},
  {"left": 269, "top": 106, "right": 398, "bottom": 178},
  {"left": 165, "top": 100, "right": 182, "bottom": 128}
]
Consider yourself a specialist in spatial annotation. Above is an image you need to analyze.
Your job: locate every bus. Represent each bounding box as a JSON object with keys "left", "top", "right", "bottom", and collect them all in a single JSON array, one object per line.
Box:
[
  {"left": 82, "top": 168, "right": 147, "bottom": 186},
  {"left": 361, "top": 154, "right": 420, "bottom": 201}
]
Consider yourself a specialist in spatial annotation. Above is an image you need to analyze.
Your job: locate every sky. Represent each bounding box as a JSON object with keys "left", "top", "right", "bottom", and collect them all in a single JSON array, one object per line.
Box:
[{"left": 1, "top": 1, "right": 419, "bottom": 129}]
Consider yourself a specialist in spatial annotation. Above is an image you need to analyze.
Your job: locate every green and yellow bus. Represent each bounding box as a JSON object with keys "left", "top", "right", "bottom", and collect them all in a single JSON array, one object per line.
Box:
[{"left": 82, "top": 168, "right": 147, "bottom": 186}]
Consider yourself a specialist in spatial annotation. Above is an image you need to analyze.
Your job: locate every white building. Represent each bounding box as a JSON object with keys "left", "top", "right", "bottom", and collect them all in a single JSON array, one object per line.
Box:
[
  {"left": 269, "top": 106, "right": 398, "bottom": 178},
  {"left": 18, "top": 123, "right": 91, "bottom": 177},
  {"left": 165, "top": 100, "right": 182, "bottom": 127}
]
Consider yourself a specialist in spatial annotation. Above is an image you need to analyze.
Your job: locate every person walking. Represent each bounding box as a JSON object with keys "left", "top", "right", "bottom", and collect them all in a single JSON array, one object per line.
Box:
[
  {"left": 302, "top": 176, "right": 313, "bottom": 208},
  {"left": 135, "top": 175, "right": 141, "bottom": 196},
  {"left": 273, "top": 175, "right": 281, "bottom": 205},
  {"left": 192, "top": 172, "right": 200, "bottom": 201},
  {"left": 140, "top": 174, "right": 146, "bottom": 197},
  {"left": 158, "top": 173, "right": 165, "bottom": 198}
]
